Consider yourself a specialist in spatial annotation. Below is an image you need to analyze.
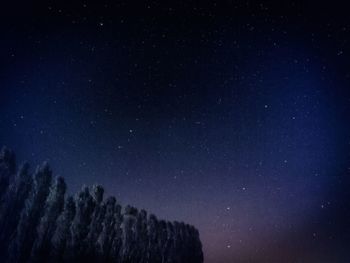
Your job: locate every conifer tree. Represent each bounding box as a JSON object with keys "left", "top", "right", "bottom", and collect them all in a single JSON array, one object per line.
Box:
[
  {"left": 50, "top": 196, "right": 76, "bottom": 262},
  {"left": 157, "top": 220, "right": 168, "bottom": 263},
  {"left": 148, "top": 214, "right": 161, "bottom": 263},
  {"left": 189, "top": 226, "right": 204, "bottom": 263},
  {"left": 85, "top": 185, "right": 106, "bottom": 261},
  {"left": 164, "top": 222, "right": 175, "bottom": 263},
  {"left": 30, "top": 176, "right": 67, "bottom": 262},
  {"left": 69, "top": 186, "right": 95, "bottom": 261},
  {"left": 0, "top": 148, "right": 204, "bottom": 263},
  {"left": 136, "top": 209, "right": 148, "bottom": 263},
  {"left": 0, "top": 162, "right": 32, "bottom": 259},
  {"left": 109, "top": 202, "right": 123, "bottom": 262},
  {"left": 8, "top": 162, "right": 52, "bottom": 263},
  {"left": 121, "top": 205, "right": 138, "bottom": 262},
  {"left": 0, "top": 147, "right": 16, "bottom": 204}
]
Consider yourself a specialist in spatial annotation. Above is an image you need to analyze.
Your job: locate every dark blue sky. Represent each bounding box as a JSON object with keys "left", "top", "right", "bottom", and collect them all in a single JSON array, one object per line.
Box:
[{"left": 1, "top": 2, "right": 349, "bottom": 262}]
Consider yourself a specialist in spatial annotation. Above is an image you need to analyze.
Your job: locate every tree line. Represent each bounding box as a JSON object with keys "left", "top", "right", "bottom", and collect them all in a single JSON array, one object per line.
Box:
[{"left": 0, "top": 147, "right": 203, "bottom": 263}]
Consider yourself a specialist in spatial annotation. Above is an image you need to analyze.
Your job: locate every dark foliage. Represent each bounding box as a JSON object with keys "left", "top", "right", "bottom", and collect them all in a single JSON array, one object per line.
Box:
[{"left": 0, "top": 147, "right": 203, "bottom": 263}]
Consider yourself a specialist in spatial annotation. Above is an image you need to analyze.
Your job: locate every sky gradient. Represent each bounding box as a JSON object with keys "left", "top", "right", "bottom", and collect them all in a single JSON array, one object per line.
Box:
[{"left": 1, "top": 2, "right": 349, "bottom": 262}]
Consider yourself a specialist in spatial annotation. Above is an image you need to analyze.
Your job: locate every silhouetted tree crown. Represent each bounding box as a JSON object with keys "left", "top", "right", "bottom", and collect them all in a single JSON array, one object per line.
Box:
[{"left": 0, "top": 148, "right": 203, "bottom": 263}]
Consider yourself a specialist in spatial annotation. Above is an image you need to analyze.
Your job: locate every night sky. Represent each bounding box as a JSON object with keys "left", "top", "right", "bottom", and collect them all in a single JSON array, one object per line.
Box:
[{"left": 1, "top": 1, "right": 350, "bottom": 262}]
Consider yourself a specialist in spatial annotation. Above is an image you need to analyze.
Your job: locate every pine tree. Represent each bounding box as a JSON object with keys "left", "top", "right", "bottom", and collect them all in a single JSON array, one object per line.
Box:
[
  {"left": 164, "top": 222, "right": 175, "bottom": 263},
  {"left": 109, "top": 201, "right": 123, "bottom": 262},
  {"left": 0, "top": 147, "right": 16, "bottom": 204},
  {"left": 136, "top": 209, "right": 148, "bottom": 263},
  {"left": 189, "top": 226, "right": 204, "bottom": 263},
  {"left": 148, "top": 214, "right": 161, "bottom": 263},
  {"left": 0, "top": 162, "right": 32, "bottom": 259},
  {"left": 50, "top": 196, "right": 76, "bottom": 262},
  {"left": 97, "top": 197, "right": 121, "bottom": 262},
  {"left": 157, "top": 220, "right": 168, "bottom": 263},
  {"left": 69, "top": 186, "right": 95, "bottom": 261},
  {"left": 0, "top": 148, "right": 204, "bottom": 263},
  {"left": 8, "top": 162, "right": 52, "bottom": 263},
  {"left": 173, "top": 221, "right": 183, "bottom": 263},
  {"left": 85, "top": 185, "right": 106, "bottom": 261},
  {"left": 121, "top": 205, "right": 138, "bottom": 262},
  {"left": 30, "top": 176, "right": 67, "bottom": 262}
]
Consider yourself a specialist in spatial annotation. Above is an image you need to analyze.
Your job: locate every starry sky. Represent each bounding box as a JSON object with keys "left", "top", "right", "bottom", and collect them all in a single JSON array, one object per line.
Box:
[{"left": 1, "top": 1, "right": 350, "bottom": 262}]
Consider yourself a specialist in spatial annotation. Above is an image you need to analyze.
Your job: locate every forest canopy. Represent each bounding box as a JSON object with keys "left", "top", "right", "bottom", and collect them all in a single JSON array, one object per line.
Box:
[{"left": 0, "top": 147, "right": 203, "bottom": 263}]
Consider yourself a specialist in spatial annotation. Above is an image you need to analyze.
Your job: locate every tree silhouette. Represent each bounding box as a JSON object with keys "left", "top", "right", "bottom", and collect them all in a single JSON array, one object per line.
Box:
[
  {"left": 0, "top": 147, "right": 16, "bottom": 205},
  {"left": 50, "top": 196, "right": 76, "bottom": 262},
  {"left": 86, "top": 185, "right": 106, "bottom": 261},
  {"left": 0, "top": 148, "right": 203, "bottom": 263},
  {"left": 0, "top": 162, "right": 32, "bottom": 258},
  {"left": 31, "top": 176, "right": 67, "bottom": 262},
  {"left": 8, "top": 163, "right": 52, "bottom": 263}
]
